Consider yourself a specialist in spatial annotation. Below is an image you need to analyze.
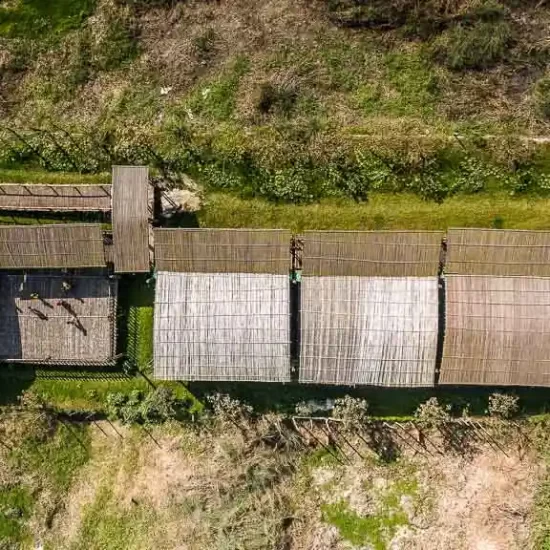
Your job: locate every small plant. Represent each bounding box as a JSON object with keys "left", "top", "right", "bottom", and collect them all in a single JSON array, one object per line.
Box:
[
  {"left": 432, "top": 20, "right": 512, "bottom": 70},
  {"left": 207, "top": 393, "right": 253, "bottom": 426},
  {"left": 414, "top": 397, "right": 451, "bottom": 429},
  {"left": 534, "top": 76, "right": 550, "bottom": 120},
  {"left": 105, "top": 387, "right": 182, "bottom": 424},
  {"left": 487, "top": 392, "right": 519, "bottom": 419},
  {"left": 294, "top": 401, "right": 315, "bottom": 416},
  {"left": 332, "top": 395, "right": 369, "bottom": 429}
]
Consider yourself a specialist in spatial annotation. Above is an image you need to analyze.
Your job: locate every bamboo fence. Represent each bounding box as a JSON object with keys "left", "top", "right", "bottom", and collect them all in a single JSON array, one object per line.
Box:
[
  {"left": 154, "top": 271, "right": 291, "bottom": 381},
  {"left": 0, "top": 272, "right": 118, "bottom": 365},
  {"left": 440, "top": 275, "right": 550, "bottom": 386},
  {"left": 154, "top": 228, "right": 291, "bottom": 274},
  {"left": 446, "top": 228, "right": 550, "bottom": 276},
  {"left": 300, "top": 276, "right": 439, "bottom": 386},
  {"left": 112, "top": 166, "right": 151, "bottom": 273},
  {"left": 0, "top": 224, "right": 106, "bottom": 269},
  {"left": 0, "top": 184, "right": 112, "bottom": 212}
]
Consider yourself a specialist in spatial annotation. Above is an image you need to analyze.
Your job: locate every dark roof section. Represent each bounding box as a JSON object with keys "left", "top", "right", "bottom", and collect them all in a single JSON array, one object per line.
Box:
[
  {"left": 300, "top": 231, "right": 443, "bottom": 277},
  {"left": 0, "top": 224, "right": 106, "bottom": 269},
  {"left": 112, "top": 165, "right": 151, "bottom": 273},
  {"left": 446, "top": 228, "right": 550, "bottom": 276},
  {"left": 440, "top": 275, "right": 550, "bottom": 386},
  {"left": 154, "top": 228, "right": 291, "bottom": 274}
]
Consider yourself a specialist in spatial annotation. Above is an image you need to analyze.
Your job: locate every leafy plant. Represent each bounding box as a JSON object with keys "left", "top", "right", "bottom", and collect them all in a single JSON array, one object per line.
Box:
[
  {"left": 432, "top": 20, "right": 512, "bottom": 70},
  {"left": 414, "top": 397, "right": 451, "bottom": 429},
  {"left": 207, "top": 393, "right": 253, "bottom": 426},
  {"left": 332, "top": 395, "right": 369, "bottom": 429},
  {"left": 105, "top": 387, "right": 185, "bottom": 424},
  {"left": 487, "top": 392, "right": 519, "bottom": 419}
]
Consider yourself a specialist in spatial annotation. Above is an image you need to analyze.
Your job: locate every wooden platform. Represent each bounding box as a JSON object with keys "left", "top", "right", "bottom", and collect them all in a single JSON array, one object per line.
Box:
[
  {"left": 0, "top": 272, "right": 117, "bottom": 365},
  {"left": 0, "top": 184, "right": 112, "bottom": 212}
]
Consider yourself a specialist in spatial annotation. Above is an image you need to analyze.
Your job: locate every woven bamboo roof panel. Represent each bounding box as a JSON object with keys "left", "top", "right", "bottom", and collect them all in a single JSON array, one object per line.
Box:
[
  {"left": 0, "top": 224, "right": 106, "bottom": 269},
  {"left": 154, "top": 272, "right": 291, "bottom": 381},
  {"left": 300, "top": 276, "right": 438, "bottom": 386},
  {"left": 112, "top": 166, "right": 151, "bottom": 273},
  {"left": 0, "top": 184, "right": 112, "bottom": 212},
  {"left": 154, "top": 229, "right": 291, "bottom": 274},
  {"left": 300, "top": 231, "right": 443, "bottom": 277},
  {"left": 440, "top": 275, "right": 550, "bottom": 386},
  {"left": 0, "top": 272, "right": 117, "bottom": 365},
  {"left": 446, "top": 228, "right": 550, "bottom": 276}
]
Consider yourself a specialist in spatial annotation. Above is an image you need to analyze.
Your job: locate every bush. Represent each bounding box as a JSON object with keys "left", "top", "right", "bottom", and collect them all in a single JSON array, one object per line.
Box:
[
  {"left": 432, "top": 20, "right": 512, "bottom": 70},
  {"left": 487, "top": 393, "right": 519, "bottom": 419},
  {"left": 105, "top": 387, "right": 184, "bottom": 424},
  {"left": 535, "top": 76, "right": 550, "bottom": 120},
  {"left": 414, "top": 397, "right": 451, "bottom": 428},
  {"left": 332, "top": 395, "right": 369, "bottom": 428},
  {"left": 207, "top": 393, "right": 253, "bottom": 426}
]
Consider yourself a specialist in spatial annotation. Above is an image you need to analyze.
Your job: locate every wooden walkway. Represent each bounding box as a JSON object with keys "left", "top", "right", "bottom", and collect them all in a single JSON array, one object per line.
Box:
[
  {"left": 112, "top": 166, "right": 151, "bottom": 273},
  {"left": 0, "top": 184, "right": 112, "bottom": 212}
]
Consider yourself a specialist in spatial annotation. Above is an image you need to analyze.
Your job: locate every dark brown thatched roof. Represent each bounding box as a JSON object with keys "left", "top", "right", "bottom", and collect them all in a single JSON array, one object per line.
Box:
[
  {"left": 446, "top": 228, "right": 550, "bottom": 276},
  {"left": 0, "top": 184, "right": 112, "bottom": 212},
  {"left": 0, "top": 224, "right": 106, "bottom": 269},
  {"left": 154, "top": 229, "right": 291, "bottom": 274},
  {"left": 0, "top": 272, "right": 117, "bottom": 365},
  {"left": 300, "top": 231, "right": 443, "bottom": 277},
  {"left": 440, "top": 275, "right": 550, "bottom": 386},
  {"left": 112, "top": 166, "right": 151, "bottom": 273}
]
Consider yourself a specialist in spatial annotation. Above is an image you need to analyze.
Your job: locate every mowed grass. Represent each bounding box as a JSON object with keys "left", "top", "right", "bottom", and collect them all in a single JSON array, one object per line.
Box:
[
  {"left": 0, "top": 168, "right": 110, "bottom": 184},
  {"left": 199, "top": 192, "right": 550, "bottom": 231}
]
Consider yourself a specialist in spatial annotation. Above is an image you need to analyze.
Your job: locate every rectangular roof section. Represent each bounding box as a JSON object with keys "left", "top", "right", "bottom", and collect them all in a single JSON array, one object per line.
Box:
[
  {"left": 0, "top": 224, "right": 106, "bottom": 269},
  {"left": 300, "top": 231, "right": 443, "bottom": 277},
  {"left": 446, "top": 228, "right": 550, "bottom": 276},
  {"left": 154, "top": 228, "right": 291, "bottom": 274},
  {"left": 0, "top": 184, "right": 112, "bottom": 212},
  {"left": 112, "top": 165, "right": 150, "bottom": 273}
]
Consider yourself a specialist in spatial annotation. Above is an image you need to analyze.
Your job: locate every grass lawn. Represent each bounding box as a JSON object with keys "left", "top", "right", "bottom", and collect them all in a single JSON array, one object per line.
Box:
[
  {"left": 0, "top": 168, "right": 109, "bottom": 185},
  {"left": 199, "top": 192, "right": 550, "bottom": 231}
]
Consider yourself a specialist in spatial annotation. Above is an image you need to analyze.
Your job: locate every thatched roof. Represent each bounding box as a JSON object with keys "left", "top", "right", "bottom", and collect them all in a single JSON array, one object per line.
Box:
[
  {"left": 300, "top": 231, "right": 443, "bottom": 277},
  {"left": 154, "top": 271, "right": 291, "bottom": 381},
  {"left": 0, "top": 272, "right": 117, "bottom": 365},
  {"left": 0, "top": 224, "right": 106, "bottom": 269},
  {"left": 299, "top": 276, "right": 438, "bottom": 386},
  {"left": 112, "top": 166, "right": 151, "bottom": 273},
  {"left": 0, "top": 183, "right": 112, "bottom": 212},
  {"left": 440, "top": 275, "right": 550, "bottom": 386},
  {"left": 154, "top": 229, "right": 291, "bottom": 274},
  {"left": 446, "top": 228, "right": 550, "bottom": 276}
]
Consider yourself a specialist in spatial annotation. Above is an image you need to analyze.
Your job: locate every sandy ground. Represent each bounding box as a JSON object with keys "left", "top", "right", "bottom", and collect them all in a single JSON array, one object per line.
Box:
[{"left": 34, "top": 421, "right": 544, "bottom": 550}]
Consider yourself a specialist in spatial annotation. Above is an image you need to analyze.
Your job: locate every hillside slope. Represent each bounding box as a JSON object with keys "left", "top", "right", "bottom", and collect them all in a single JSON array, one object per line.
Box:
[{"left": 1, "top": 0, "right": 550, "bottom": 201}]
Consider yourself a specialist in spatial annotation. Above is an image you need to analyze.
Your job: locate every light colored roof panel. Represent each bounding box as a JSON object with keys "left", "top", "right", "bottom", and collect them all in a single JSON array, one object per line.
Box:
[
  {"left": 299, "top": 276, "right": 438, "bottom": 386},
  {"left": 154, "top": 271, "right": 291, "bottom": 381}
]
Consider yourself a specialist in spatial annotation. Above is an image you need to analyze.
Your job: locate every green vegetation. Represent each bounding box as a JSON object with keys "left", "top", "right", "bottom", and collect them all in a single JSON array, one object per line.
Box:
[
  {"left": 0, "top": 0, "right": 549, "bottom": 203},
  {"left": 0, "top": 414, "right": 91, "bottom": 545},
  {"left": 322, "top": 470, "right": 419, "bottom": 550},
  {"left": 198, "top": 192, "right": 550, "bottom": 231}
]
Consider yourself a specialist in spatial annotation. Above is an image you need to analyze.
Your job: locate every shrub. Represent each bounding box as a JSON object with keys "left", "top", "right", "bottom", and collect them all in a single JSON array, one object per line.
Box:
[
  {"left": 414, "top": 397, "right": 451, "bottom": 429},
  {"left": 332, "top": 395, "right": 369, "bottom": 428},
  {"left": 257, "top": 82, "right": 298, "bottom": 117},
  {"left": 105, "top": 387, "right": 183, "bottom": 424},
  {"left": 207, "top": 393, "right": 253, "bottom": 426},
  {"left": 534, "top": 76, "right": 550, "bottom": 120},
  {"left": 487, "top": 393, "right": 519, "bottom": 419},
  {"left": 432, "top": 20, "right": 512, "bottom": 70}
]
